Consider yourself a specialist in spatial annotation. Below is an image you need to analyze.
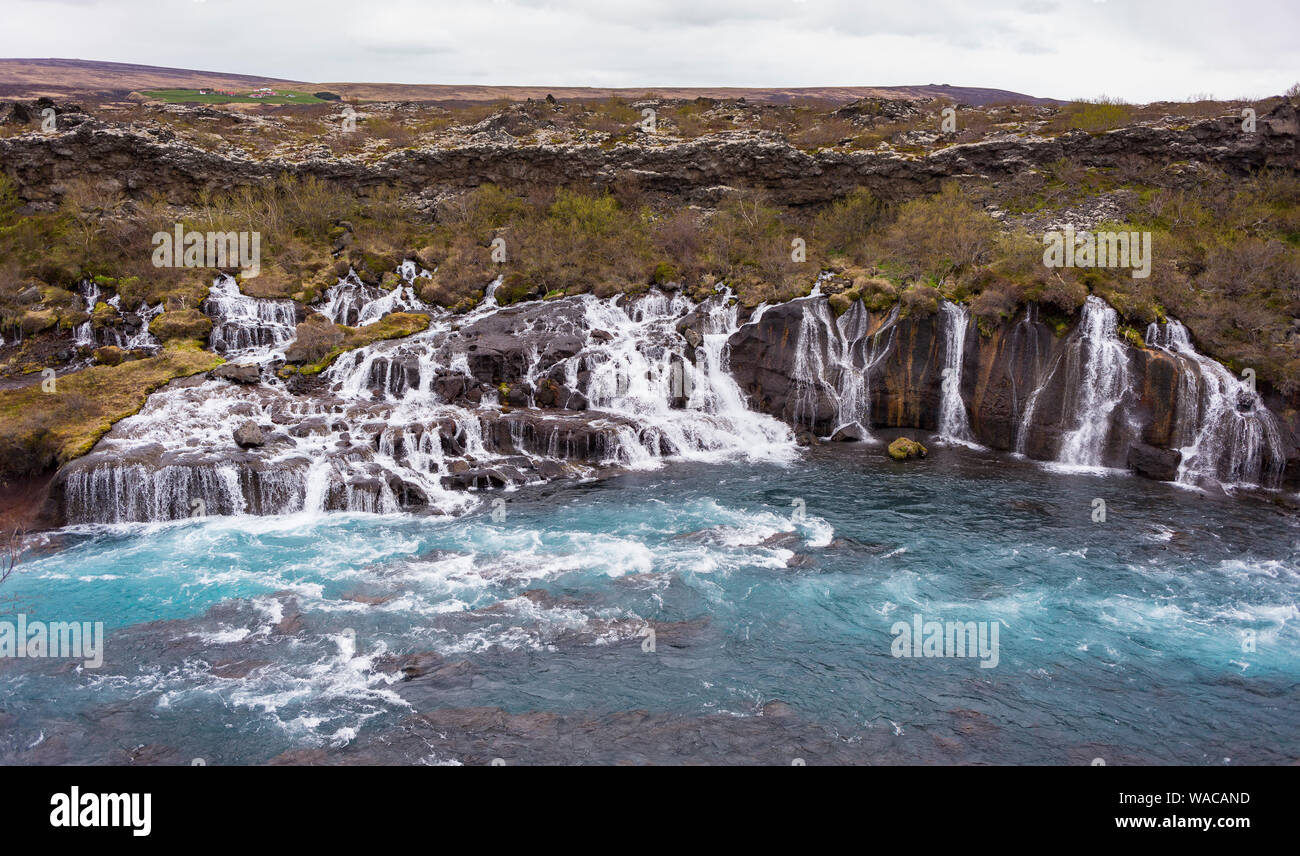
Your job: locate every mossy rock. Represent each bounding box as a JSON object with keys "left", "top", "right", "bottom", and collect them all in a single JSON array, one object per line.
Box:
[
  {"left": 150, "top": 309, "right": 213, "bottom": 342},
  {"left": 282, "top": 312, "right": 429, "bottom": 374},
  {"left": 60, "top": 310, "right": 90, "bottom": 329},
  {"left": 1119, "top": 325, "right": 1146, "bottom": 349},
  {"left": 20, "top": 309, "right": 58, "bottom": 334},
  {"left": 93, "top": 345, "right": 125, "bottom": 366},
  {"left": 0, "top": 340, "right": 223, "bottom": 479},
  {"left": 899, "top": 285, "right": 942, "bottom": 317},
  {"left": 887, "top": 437, "right": 928, "bottom": 461},
  {"left": 855, "top": 277, "right": 899, "bottom": 312},
  {"left": 495, "top": 273, "right": 536, "bottom": 306},
  {"left": 356, "top": 251, "right": 400, "bottom": 283},
  {"left": 829, "top": 289, "right": 861, "bottom": 316}
]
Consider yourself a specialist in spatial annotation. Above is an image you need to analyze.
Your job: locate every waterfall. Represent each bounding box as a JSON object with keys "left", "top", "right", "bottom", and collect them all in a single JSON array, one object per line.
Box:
[
  {"left": 788, "top": 297, "right": 889, "bottom": 439},
  {"left": 564, "top": 290, "right": 794, "bottom": 464},
  {"left": 73, "top": 280, "right": 99, "bottom": 347},
  {"left": 124, "top": 302, "right": 164, "bottom": 350},
  {"left": 74, "top": 286, "right": 164, "bottom": 352},
  {"left": 935, "top": 300, "right": 976, "bottom": 446},
  {"left": 789, "top": 299, "right": 837, "bottom": 433},
  {"left": 319, "top": 266, "right": 429, "bottom": 327},
  {"left": 1015, "top": 296, "right": 1132, "bottom": 468},
  {"left": 204, "top": 275, "right": 298, "bottom": 358},
  {"left": 62, "top": 281, "right": 795, "bottom": 524},
  {"left": 1145, "top": 319, "right": 1285, "bottom": 488}
]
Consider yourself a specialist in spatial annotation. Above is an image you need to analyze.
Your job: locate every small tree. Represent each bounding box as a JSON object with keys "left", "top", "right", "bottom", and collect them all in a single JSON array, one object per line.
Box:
[{"left": 0, "top": 528, "right": 22, "bottom": 588}]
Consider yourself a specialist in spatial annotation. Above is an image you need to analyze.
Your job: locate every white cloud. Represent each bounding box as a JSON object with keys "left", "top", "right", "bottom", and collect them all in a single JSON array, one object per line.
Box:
[{"left": 5, "top": 0, "right": 1297, "bottom": 101}]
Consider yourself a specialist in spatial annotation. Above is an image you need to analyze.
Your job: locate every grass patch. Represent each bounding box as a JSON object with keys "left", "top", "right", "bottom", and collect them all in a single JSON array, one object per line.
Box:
[
  {"left": 142, "top": 89, "right": 325, "bottom": 105},
  {"left": 281, "top": 312, "right": 430, "bottom": 376},
  {"left": 0, "top": 340, "right": 222, "bottom": 479}
]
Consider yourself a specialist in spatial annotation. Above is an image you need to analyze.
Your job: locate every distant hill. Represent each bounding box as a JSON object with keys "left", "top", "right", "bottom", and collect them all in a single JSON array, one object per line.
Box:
[
  {"left": 0, "top": 58, "right": 1063, "bottom": 105},
  {"left": 0, "top": 58, "right": 304, "bottom": 100}
]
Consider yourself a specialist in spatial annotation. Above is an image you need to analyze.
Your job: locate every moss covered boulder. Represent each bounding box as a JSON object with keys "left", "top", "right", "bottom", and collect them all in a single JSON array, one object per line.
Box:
[
  {"left": 150, "top": 308, "right": 213, "bottom": 342},
  {"left": 20, "top": 308, "right": 58, "bottom": 334},
  {"left": 887, "top": 437, "right": 928, "bottom": 461},
  {"left": 93, "top": 345, "right": 125, "bottom": 366},
  {"left": 495, "top": 273, "right": 537, "bottom": 306}
]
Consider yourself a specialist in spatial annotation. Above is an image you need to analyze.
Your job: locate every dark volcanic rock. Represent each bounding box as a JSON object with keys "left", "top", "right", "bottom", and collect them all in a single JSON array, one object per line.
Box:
[
  {"left": 727, "top": 294, "right": 1300, "bottom": 483},
  {"left": 214, "top": 362, "right": 262, "bottom": 384},
  {"left": 232, "top": 420, "right": 265, "bottom": 448},
  {"left": 1126, "top": 442, "right": 1182, "bottom": 481},
  {"left": 3, "top": 103, "right": 1295, "bottom": 209}
]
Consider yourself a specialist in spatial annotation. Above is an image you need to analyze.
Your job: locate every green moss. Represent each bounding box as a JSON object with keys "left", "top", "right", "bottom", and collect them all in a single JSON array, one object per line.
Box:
[
  {"left": 150, "top": 308, "right": 213, "bottom": 342},
  {"left": 495, "top": 273, "right": 536, "bottom": 306},
  {"left": 887, "top": 437, "right": 928, "bottom": 461},
  {"left": 281, "top": 312, "right": 430, "bottom": 376},
  {"left": 0, "top": 340, "right": 223, "bottom": 476},
  {"left": 1119, "top": 325, "right": 1146, "bottom": 349},
  {"left": 652, "top": 262, "right": 679, "bottom": 285}
]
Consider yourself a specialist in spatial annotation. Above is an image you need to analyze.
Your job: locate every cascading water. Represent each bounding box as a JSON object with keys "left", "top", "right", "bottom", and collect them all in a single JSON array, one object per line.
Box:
[
  {"left": 788, "top": 297, "right": 894, "bottom": 440},
  {"left": 60, "top": 276, "right": 795, "bottom": 523},
  {"left": 1016, "top": 296, "right": 1132, "bottom": 468},
  {"left": 1145, "top": 319, "right": 1285, "bottom": 488},
  {"left": 74, "top": 286, "right": 164, "bottom": 352},
  {"left": 73, "top": 279, "right": 100, "bottom": 347},
  {"left": 124, "top": 302, "right": 164, "bottom": 350},
  {"left": 319, "top": 265, "right": 430, "bottom": 327},
  {"left": 935, "top": 300, "right": 976, "bottom": 446},
  {"left": 204, "top": 275, "right": 298, "bottom": 358},
  {"left": 566, "top": 290, "right": 794, "bottom": 465}
]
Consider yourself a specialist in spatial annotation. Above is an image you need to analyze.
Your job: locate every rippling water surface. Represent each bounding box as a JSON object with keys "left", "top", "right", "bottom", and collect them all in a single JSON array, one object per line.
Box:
[{"left": 2, "top": 445, "right": 1297, "bottom": 764}]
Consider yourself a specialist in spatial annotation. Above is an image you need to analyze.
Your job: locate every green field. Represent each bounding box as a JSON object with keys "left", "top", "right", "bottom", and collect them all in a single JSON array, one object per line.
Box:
[{"left": 142, "top": 88, "right": 327, "bottom": 105}]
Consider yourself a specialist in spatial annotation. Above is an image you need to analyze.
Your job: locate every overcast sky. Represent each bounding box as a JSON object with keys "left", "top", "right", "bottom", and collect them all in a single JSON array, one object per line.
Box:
[{"left": 7, "top": 0, "right": 1298, "bottom": 102}]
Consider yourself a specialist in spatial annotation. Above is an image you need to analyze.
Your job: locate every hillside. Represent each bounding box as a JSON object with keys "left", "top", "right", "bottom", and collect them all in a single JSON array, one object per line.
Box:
[{"left": 0, "top": 58, "right": 1060, "bottom": 105}]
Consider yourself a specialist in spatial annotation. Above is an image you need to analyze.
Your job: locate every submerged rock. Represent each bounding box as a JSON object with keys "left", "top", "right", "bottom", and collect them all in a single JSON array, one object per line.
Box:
[{"left": 1126, "top": 442, "right": 1181, "bottom": 481}]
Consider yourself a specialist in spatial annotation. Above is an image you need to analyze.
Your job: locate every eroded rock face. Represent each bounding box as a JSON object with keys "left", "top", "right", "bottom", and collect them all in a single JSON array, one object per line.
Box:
[
  {"left": 2, "top": 103, "right": 1295, "bottom": 209},
  {"left": 726, "top": 295, "right": 1300, "bottom": 486},
  {"left": 36, "top": 283, "right": 1300, "bottom": 529}
]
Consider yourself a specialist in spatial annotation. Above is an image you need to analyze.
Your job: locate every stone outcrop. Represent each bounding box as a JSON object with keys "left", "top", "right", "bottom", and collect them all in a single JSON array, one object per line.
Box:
[
  {"left": 2, "top": 103, "right": 1295, "bottom": 209},
  {"left": 726, "top": 295, "right": 1300, "bottom": 488}
]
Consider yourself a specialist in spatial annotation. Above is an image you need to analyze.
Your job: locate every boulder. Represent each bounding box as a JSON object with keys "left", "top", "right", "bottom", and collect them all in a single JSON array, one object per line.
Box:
[
  {"left": 150, "top": 308, "right": 213, "bottom": 342},
  {"left": 233, "top": 420, "right": 265, "bottom": 448},
  {"left": 213, "top": 362, "right": 261, "bottom": 384},
  {"left": 93, "top": 345, "right": 125, "bottom": 366},
  {"left": 1126, "top": 442, "right": 1181, "bottom": 481},
  {"left": 887, "top": 437, "right": 927, "bottom": 460}
]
